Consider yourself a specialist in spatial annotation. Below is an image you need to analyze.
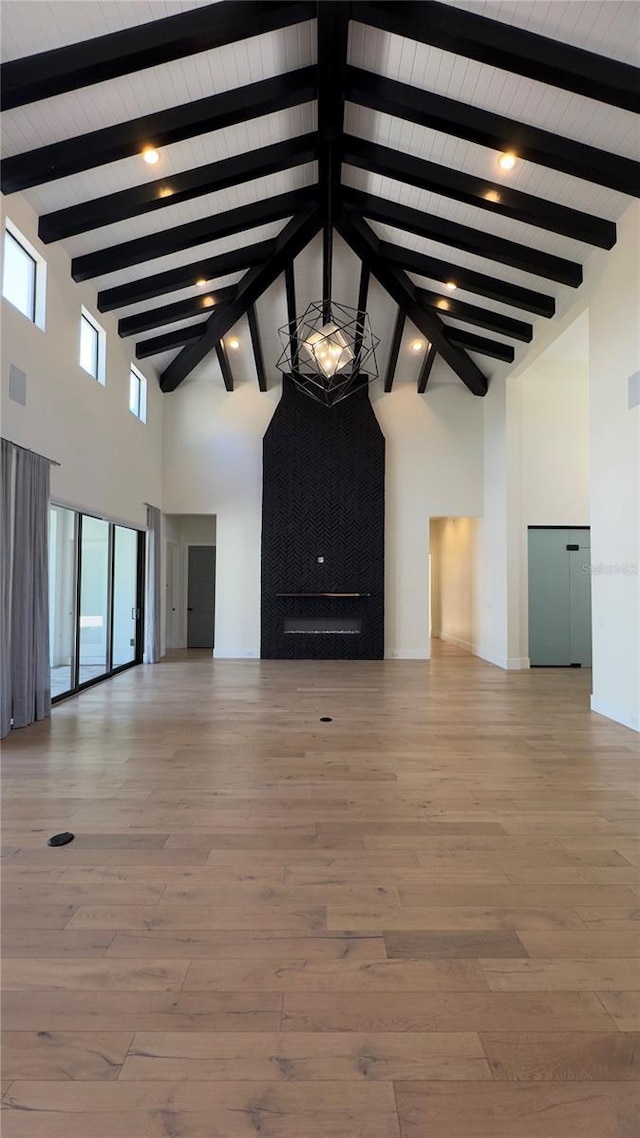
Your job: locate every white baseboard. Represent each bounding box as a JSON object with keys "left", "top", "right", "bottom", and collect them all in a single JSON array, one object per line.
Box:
[
  {"left": 437, "top": 632, "right": 528, "bottom": 671},
  {"left": 213, "top": 648, "right": 260, "bottom": 659},
  {"left": 386, "top": 649, "right": 430, "bottom": 660},
  {"left": 590, "top": 695, "right": 639, "bottom": 733},
  {"left": 438, "top": 631, "right": 476, "bottom": 654},
  {"left": 475, "top": 649, "right": 530, "bottom": 671}
]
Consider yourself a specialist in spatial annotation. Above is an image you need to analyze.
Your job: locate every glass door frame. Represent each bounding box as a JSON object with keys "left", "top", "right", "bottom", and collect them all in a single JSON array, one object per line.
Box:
[{"left": 52, "top": 504, "right": 146, "bottom": 703}]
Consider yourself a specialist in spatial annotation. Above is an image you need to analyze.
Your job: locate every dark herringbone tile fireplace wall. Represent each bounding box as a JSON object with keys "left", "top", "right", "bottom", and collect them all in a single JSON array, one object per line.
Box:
[{"left": 261, "top": 377, "right": 385, "bottom": 659}]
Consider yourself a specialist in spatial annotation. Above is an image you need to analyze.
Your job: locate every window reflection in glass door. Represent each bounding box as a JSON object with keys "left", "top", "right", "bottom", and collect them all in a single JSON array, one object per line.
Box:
[
  {"left": 48, "top": 506, "right": 77, "bottom": 698},
  {"left": 78, "top": 515, "right": 110, "bottom": 685}
]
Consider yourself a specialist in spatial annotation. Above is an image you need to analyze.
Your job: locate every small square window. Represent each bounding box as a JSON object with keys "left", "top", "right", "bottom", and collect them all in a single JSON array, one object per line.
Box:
[
  {"left": 2, "top": 223, "right": 46, "bottom": 328},
  {"left": 129, "top": 365, "right": 147, "bottom": 423},
  {"left": 80, "top": 308, "right": 106, "bottom": 383}
]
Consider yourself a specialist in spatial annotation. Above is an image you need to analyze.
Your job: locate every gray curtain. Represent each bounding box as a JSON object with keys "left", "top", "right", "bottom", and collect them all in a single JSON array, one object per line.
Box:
[
  {"left": 144, "top": 504, "right": 162, "bottom": 663},
  {"left": 0, "top": 439, "right": 14, "bottom": 738},
  {"left": 10, "top": 447, "right": 51, "bottom": 730}
]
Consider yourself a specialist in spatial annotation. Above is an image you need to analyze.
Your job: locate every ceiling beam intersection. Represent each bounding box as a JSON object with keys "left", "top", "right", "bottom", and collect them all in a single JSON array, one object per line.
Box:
[
  {"left": 337, "top": 207, "right": 489, "bottom": 396},
  {"left": 72, "top": 186, "right": 316, "bottom": 281},
  {"left": 160, "top": 208, "right": 322, "bottom": 392},
  {"left": 344, "top": 186, "right": 582, "bottom": 287},
  {"left": 97, "top": 240, "right": 275, "bottom": 313}
]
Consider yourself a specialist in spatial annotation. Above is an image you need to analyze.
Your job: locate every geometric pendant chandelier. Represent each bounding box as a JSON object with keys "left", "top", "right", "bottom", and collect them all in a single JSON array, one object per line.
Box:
[{"left": 277, "top": 299, "right": 380, "bottom": 407}]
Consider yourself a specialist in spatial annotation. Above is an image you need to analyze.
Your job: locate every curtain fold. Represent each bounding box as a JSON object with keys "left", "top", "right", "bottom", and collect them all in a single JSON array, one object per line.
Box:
[
  {"left": 0, "top": 439, "right": 14, "bottom": 738},
  {"left": 144, "top": 504, "right": 162, "bottom": 664},
  {"left": 11, "top": 448, "right": 51, "bottom": 729}
]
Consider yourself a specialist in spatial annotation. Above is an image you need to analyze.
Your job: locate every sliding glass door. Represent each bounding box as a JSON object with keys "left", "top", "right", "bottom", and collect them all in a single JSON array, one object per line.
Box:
[
  {"left": 48, "top": 506, "right": 145, "bottom": 701},
  {"left": 112, "top": 525, "right": 140, "bottom": 669},
  {"left": 48, "top": 505, "right": 77, "bottom": 698},
  {"left": 78, "top": 515, "right": 110, "bottom": 685}
]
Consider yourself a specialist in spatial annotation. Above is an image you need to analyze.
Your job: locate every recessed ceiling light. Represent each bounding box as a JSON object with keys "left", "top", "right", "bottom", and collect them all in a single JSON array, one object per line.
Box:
[
  {"left": 196, "top": 278, "right": 207, "bottom": 288},
  {"left": 445, "top": 281, "right": 457, "bottom": 291},
  {"left": 410, "top": 339, "right": 425, "bottom": 353},
  {"left": 498, "top": 152, "right": 517, "bottom": 171},
  {"left": 142, "top": 146, "right": 160, "bottom": 165},
  {"left": 228, "top": 338, "right": 240, "bottom": 350}
]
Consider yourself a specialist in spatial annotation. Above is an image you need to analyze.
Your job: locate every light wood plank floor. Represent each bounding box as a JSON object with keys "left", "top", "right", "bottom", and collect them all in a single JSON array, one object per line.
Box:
[{"left": 2, "top": 644, "right": 640, "bottom": 1137}]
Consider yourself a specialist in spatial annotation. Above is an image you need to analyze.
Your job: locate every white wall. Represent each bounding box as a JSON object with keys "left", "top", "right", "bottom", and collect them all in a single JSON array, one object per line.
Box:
[
  {"left": 373, "top": 379, "right": 484, "bottom": 658},
  {"left": 588, "top": 203, "right": 640, "bottom": 732},
  {"left": 1, "top": 193, "right": 162, "bottom": 530},
  {"left": 162, "top": 370, "right": 279, "bottom": 658},
  {"left": 475, "top": 373, "right": 524, "bottom": 669},
  {"left": 430, "top": 516, "right": 478, "bottom": 652},
  {"left": 515, "top": 346, "right": 590, "bottom": 659}
]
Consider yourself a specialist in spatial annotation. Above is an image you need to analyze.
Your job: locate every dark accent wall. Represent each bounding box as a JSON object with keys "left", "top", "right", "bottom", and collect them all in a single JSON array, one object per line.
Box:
[{"left": 261, "top": 377, "right": 385, "bottom": 659}]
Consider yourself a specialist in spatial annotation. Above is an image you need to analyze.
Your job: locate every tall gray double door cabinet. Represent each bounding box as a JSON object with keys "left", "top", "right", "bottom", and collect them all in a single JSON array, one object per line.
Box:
[{"left": 528, "top": 527, "right": 592, "bottom": 667}]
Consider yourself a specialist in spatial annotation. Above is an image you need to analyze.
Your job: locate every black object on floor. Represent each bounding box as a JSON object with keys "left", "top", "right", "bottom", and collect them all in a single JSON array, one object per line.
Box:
[
  {"left": 320, "top": 717, "right": 333, "bottom": 722},
  {"left": 47, "top": 832, "right": 75, "bottom": 847}
]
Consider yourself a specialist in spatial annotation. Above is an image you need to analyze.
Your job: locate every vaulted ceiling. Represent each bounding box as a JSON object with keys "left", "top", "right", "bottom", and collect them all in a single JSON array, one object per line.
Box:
[{"left": 2, "top": 1, "right": 638, "bottom": 397}]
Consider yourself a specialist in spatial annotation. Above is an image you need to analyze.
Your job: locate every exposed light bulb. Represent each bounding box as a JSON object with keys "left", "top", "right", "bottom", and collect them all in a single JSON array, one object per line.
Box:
[
  {"left": 142, "top": 146, "right": 160, "bottom": 165},
  {"left": 445, "top": 281, "right": 457, "bottom": 291},
  {"left": 202, "top": 296, "right": 215, "bottom": 308},
  {"left": 498, "top": 152, "right": 517, "bottom": 171},
  {"left": 196, "top": 278, "right": 207, "bottom": 288},
  {"left": 410, "top": 340, "right": 425, "bottom": 353},
  {"left": 484, "top": 189, "right": 500, "bottom": 203},
  {"left": 228, "top": 338, "right": 240, "bottom": 350},
  {"left": 158, "top": 186, "right": 173, "bottom": 198}
]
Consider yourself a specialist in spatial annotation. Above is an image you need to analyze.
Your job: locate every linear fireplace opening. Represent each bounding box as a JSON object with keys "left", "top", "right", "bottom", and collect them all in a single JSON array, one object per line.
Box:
[{"left": 284, "top": 617, "right": 362, "bottom": 635}]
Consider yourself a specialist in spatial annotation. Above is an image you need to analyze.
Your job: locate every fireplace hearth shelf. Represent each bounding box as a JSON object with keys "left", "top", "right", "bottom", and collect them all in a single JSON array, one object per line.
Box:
[{"left": 276, "top": 592, "right": 371, "bottom": 597}]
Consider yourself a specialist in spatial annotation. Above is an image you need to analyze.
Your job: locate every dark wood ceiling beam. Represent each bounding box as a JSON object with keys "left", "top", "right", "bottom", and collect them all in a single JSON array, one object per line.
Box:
[
  {"left": 446, "top": 326, "right": 515, "bottom": 363},
  {"left": 346, "top": 66, "right": 640, "bottom": 198},
  {"left": 417, "top": 343, "right": 436, "bottom": 393},
  {"left": 160, "top": 208, "right": 321, "bottom": 392},
  {"left": 384, "top": 308, "right": 405, "bottom": 392},
  {"left": 317, "top": 1, "right": 350, "bottom": 318},
  {"left": 353, "top": 0, "right": 639, "bottom": 113},
  {"left": 135, "top": 322, "right": 207, "bottom": 359},
  {"left": 382, "top": 240, "right": 555, "bottom": 317},
  {"left": 1, "top": 1, "right": 315, "bottom": 109},
  {"left": 342, "top": 134, "right": 616, "bottom": 249},
  {"left": 72, "top": 186, "right": 315, "bottom": 281},
  {"left": 336, "top": 207, "right": 488, "bottom": 396},
  {"left": 344, "top": 186, "right": 582, "bottom": 286},
  {"left": 39, "top": 134, "right": 318, "bottom": 243},
  {"left": 215, "top": 339, "right": 235, "bottom": 392},
  {"left": 98, "top": 240, "right": 274, "bottom": 312},
  {"left": 118, "top": 286, "right": 237, "bottom": 337},
  {"left": 1, "top": 67, "right": 316, "bottom": 193},
  {"left": 284, "top": 261, "right": 299, "bottom": 370},
  {"left": 417, "top": 288, "right": 532, "bottom": 342},
  {"left": 353, "top": 262, "right": 370, "bottom": 365},
  {"left": 247, "top": 304, "right": 267, "bottom": 392}
]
